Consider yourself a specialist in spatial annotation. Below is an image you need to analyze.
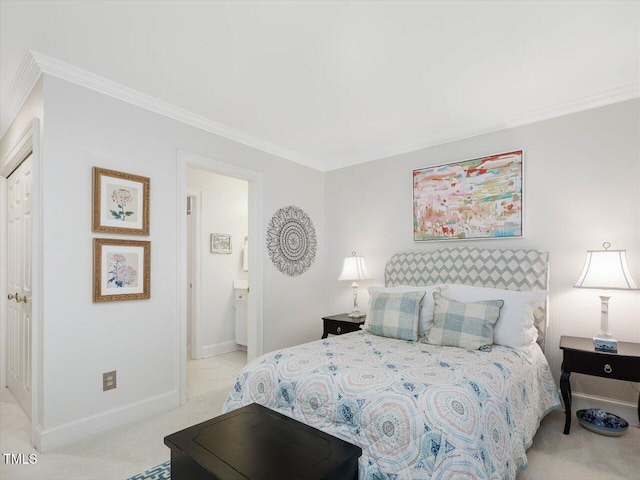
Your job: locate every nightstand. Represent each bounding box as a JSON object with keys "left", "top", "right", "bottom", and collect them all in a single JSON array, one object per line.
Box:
[
  {"left": 559, "top": 335, "right": 640, "bottom": 434},
  {"left": 321, "top": 314, "right": 366, "bottom": 339}
]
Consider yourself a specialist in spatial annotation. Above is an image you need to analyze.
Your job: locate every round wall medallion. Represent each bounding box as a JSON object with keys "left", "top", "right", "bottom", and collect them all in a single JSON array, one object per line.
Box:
[{"left": 266, "top": 205, "right": 317, "bottom": 277}]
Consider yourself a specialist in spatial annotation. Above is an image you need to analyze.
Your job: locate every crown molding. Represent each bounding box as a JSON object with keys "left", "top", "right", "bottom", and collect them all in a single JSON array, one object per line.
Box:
[
  {"left": 1, "top": 50, "right": 324, "bottom": 171},
  {"left": 0, "top": 53, "right": 42, "bottom": 140},
  {"left": 3, "top": 51, "right": 638, "bottom": 172},
  {"left": 329, "top": 83, "right": 640, "bottom": 171}
]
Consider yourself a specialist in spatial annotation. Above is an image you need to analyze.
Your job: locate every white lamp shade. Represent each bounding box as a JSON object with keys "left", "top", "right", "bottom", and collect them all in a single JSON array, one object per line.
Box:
[
  {"left": 574, "top": 249, "right": 639, "bottom": 290},
  {"left": 338, "top": 255, "right": 371, "bottom": 281}
]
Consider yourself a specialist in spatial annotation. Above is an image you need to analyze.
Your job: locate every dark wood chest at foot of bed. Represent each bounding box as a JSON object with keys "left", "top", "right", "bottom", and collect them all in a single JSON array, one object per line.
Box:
[{"left": 164, "top": 402, "right": 362, "bottom": 480}]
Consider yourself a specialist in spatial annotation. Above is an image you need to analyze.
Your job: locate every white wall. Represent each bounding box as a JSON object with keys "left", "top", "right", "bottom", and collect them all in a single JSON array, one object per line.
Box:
[
  {"left": 187, "top": 168, "right": 248, "bottom": 355},
  {"left": 325, "top": 99, "right": 640, "bottom": 409},
  {"left": 0, "top": 79, "right": 43, "bottom": 161},
  {"left": 35, "top": 75, "right": 325, "bottom": 449}
]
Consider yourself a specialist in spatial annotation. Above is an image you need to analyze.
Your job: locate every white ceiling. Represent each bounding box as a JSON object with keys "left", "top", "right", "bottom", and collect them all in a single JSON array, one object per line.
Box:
[{"left": 1, "top": 1, "right": 638, "bottom": 171}]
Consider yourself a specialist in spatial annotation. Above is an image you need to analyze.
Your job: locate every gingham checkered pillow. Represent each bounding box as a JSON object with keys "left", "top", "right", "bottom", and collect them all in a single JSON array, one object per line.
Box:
[
  {"left": 366, "top": 290, "right": 426, "bottom": 341},
  {"left": 426, "top": 292, "right": 504, "bottom": 350}
]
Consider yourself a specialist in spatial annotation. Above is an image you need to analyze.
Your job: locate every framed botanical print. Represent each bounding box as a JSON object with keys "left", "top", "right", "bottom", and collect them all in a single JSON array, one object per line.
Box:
[
  {"left": 93, "top": 238, "right": 151, "bottom": 302},
  {"left": 93, "top": 167, "right": 150, "bottom": 235},
  {"left": 413, "top": 150, "right": 523, "bottom": 241}
]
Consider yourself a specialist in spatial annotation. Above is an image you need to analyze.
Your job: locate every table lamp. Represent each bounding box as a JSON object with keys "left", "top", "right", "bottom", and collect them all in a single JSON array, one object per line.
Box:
[
  {"left": 574, "top": 242, "right": 639, "bottom": 349},
  {"left": 338, "top": 251, "right": 371, "bottom": 318}
]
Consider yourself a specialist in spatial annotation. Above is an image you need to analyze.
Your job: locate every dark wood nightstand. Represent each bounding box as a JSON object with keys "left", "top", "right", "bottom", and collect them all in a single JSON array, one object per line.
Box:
[
  {"left": 322, "top": 314, "right": 366, "bottom": 339},
  {"left": 559, "top": 335, "right": 640, "bottom": 434}
]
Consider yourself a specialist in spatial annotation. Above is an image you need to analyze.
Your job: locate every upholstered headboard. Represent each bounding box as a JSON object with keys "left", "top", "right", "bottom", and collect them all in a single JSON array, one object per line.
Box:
[{"left": 385, "top": 248, "right": 549, "bottom": 349}]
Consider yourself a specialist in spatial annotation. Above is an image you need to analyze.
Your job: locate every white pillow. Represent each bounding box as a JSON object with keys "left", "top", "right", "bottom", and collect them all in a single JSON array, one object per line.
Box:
[
  {"left": 441, "top": 284, "right": 547, "bottom": 351},
  {"left": 367, "top": 285, "right": 442, "bottom": 337}
]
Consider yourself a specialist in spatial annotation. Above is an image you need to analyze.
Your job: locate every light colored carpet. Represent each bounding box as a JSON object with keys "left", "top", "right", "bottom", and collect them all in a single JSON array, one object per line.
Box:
[
  {"left": 0, "top": 351, "right": 246, "bottom": 480},
  {"left": 519, "top": 409, "right": 638, "bottom": 480},
  {"left": 1, "top": 351, "right": 638, "bottom": 479}
]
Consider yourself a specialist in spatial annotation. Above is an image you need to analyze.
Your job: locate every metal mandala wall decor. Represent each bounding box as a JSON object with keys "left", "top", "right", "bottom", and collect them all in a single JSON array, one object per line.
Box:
[{"left": 266, "top": 205, "right": 317, "bottom": 277}]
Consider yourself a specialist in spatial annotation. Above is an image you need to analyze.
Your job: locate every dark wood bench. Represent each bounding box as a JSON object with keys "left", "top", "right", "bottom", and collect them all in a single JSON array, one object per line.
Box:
[{"left": 164, "top": 403, "right": 362, "bottom": 480}]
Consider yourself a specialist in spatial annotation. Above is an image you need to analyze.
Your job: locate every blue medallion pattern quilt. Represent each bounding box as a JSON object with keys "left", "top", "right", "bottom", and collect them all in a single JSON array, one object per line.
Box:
[{"left": 223, "top": 331, "right": 561, "bottom": 480}]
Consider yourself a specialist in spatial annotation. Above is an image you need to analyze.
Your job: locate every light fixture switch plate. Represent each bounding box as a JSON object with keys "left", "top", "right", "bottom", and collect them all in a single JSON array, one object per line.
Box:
[{"left": 103, "top": 371, "right": 117, "bottom": 391}]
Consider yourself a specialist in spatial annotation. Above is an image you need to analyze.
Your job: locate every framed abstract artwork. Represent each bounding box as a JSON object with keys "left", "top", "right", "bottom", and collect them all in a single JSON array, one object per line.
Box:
[
  {"left": 93, "top": 238, "right": 151, "bottom": 302},
  {"left": 211, "top": 233, "right": 232, "bottom": 254},
  {"left": 92, "top": 167, "right": 150, "bottom": 235},
  {"left": 413, "top": 150, "right": 523, "bottom": 241}
]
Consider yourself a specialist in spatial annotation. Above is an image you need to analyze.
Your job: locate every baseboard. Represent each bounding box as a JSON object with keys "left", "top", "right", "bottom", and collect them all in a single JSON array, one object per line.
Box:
[
  {"left": 34, "top": 390, "right": 179, "bottom": 452},
  {"left": 570, "top": 392, "right": 639, "bottom": 427},
  {"left": 237, "top": 344, "right": 247, "bottom": 352},
  {"left": 201, "top": 340, "right": 239, "bottom": 358}
]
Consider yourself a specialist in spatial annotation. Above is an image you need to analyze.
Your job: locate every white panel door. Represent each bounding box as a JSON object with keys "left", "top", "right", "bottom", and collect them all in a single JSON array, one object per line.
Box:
[{"left": 6, "top": 154, "right": 33, "bottom": 419}]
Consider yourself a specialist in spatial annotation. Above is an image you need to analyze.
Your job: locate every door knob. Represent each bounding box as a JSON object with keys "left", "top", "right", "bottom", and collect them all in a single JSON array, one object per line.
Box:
[{"left": 7, "top": 292, "right": 26, "bottom": 303}]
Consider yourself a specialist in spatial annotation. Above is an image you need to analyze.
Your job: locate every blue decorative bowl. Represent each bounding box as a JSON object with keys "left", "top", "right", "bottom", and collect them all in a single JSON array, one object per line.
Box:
[{"left": 576, "top": 409, "right": 629, "bottom": 436}]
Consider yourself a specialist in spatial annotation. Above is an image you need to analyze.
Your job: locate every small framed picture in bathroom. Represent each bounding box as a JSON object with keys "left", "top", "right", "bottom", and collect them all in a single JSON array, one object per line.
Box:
[{"left": 211, "top": 233, "right": 232, "bottom": 254}]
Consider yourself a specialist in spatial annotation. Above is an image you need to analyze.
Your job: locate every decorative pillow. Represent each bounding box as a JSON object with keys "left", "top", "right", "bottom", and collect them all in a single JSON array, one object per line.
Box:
[
  {"left": 441, "top": 284, "right": 547, "bottom": 350},
  {"left": 426, "top": 292, "right": 504, "bottom": 350},
  {"left": 367, "top": 290, "right": 426, "bottom": 341},
  {"left": 367, "top": 285, "right": 442, "bottom": 337}
]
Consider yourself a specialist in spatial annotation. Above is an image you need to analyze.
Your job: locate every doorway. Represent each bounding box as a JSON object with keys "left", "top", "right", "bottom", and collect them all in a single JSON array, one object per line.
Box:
[
  {"left": 5, "top": 154, "right": 33, "bottom": 418},
  {"left": 0, "top": 119, "right": 41, "bottom": 448},
  {"left": 185, "top": 169, "right": 249, "bottom": 398},
  {"left": 177, "top": 151, "right": 263, "bottom": 405}
]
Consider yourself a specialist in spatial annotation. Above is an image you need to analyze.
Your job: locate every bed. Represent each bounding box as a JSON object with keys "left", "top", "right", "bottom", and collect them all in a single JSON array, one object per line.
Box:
[{"left": 223, "top": 248, "right": 561, "bottom": 480}]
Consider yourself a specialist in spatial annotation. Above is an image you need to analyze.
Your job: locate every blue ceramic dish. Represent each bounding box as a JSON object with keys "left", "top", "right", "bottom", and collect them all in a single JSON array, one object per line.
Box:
[{"left": 576, "top": 408, "right": 629, "bottom": 436}]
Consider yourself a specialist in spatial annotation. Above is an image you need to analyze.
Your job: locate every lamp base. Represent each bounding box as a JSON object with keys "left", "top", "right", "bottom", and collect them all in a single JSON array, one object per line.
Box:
[
  {"left": 347, "top": 283, "right": 365, "bottom": 318},
  {"left": 598, "top": 295, "right": 612, "bottom": 339}
]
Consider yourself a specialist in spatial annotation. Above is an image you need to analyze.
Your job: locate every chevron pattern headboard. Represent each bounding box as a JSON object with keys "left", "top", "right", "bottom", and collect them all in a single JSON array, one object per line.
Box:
[{"left": 385, "top": 248, "right": 549, "bottom": 349}]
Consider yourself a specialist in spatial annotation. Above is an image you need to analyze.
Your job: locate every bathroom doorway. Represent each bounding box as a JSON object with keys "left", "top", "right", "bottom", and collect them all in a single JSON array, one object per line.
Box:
[
  {"left": 177, "top": 150, "right": 264, "bottom": 406},
  {"left": 186, "top": 168, "right": 249, "bottom": 399}
]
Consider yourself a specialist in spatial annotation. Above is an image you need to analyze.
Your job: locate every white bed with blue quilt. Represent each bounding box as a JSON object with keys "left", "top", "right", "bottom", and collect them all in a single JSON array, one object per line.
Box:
[{"left": 223, "top": 248, "right": 561, "bottom": 480}]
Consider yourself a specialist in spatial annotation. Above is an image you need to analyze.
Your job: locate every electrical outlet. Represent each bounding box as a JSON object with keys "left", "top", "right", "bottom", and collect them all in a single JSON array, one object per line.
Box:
[{"left": 103, "top": 371, "right": 116, "bottom": 391}]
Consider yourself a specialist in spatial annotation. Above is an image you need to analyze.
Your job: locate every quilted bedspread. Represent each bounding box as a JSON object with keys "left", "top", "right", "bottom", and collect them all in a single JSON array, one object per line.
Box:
[{"left": 222, "top": 331, "right": 561, "bottom": 480}]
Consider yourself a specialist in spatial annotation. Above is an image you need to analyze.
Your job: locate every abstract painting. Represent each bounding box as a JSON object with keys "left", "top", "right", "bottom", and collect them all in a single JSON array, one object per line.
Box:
[
  {"left": 93, "top": 238, "right": 150, "bottom": 302},
  {"left": 93, "top": 167, "right": 150, "bottom": 235},
  {"left": 413, "top": 150, "right": 523, "bottom": 241}
]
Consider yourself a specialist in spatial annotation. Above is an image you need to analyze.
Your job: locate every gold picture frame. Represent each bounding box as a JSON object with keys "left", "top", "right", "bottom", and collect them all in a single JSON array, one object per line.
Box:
[
  {"left": 92, "top": 167, "right": 150, "bottom": 235},
  {"left": 93, "top": 238, "right": 151, "bottom": 302}
]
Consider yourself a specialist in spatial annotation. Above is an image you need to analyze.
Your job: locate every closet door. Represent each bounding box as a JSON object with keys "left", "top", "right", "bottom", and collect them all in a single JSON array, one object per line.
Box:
[{"left": 6, "top": 154, "right": 33, "bottom": 419}]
